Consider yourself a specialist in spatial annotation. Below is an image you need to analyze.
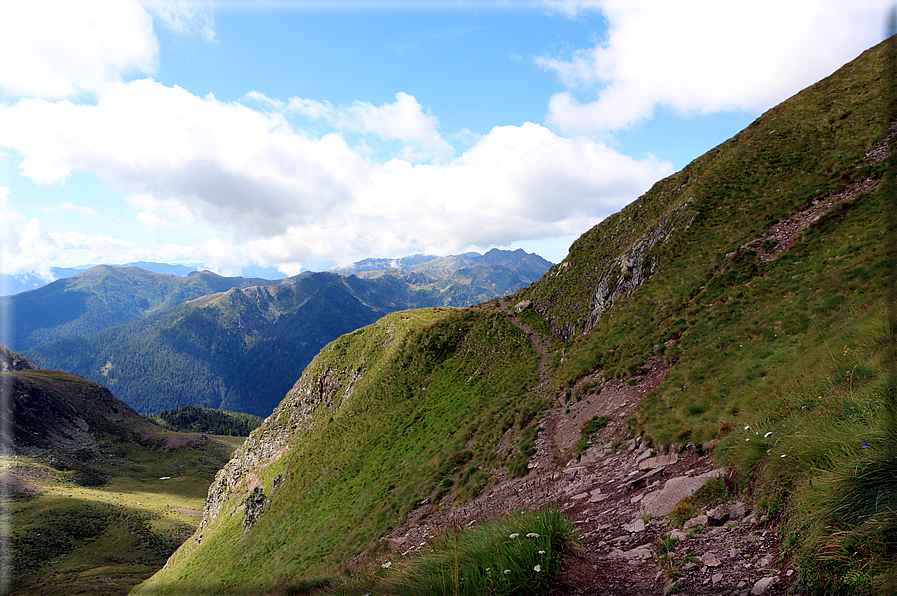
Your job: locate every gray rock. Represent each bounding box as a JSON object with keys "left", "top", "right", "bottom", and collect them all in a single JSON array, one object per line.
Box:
[
  {"left": 638, "top": 453, "right": 678, "bottom": 470},
  {"left": 712, "top": 572, "right": 724, "bottom": 584},
  {"left": 684, "top": 514, "right": 709, "bottom": 529},
  {"left": 623, "top": 519, "right": 645, "bottom": 533},
  {"left": 708, "top": 504, "right": 731, "bottom": 526},
  {"left": 669, "top": 529, "right": 687, "bottom": 541},
  {"left": 731, "top": 501, "right": 747, "bottom": 519},
  {"left": 513, "top": 300, "right": 532, "bottom": 313},
  {"left": 640, "top": 468, "right": 725, "bottom": 517},
  {"left": 751, "top": 576, "right": 777, "bottom": 594},
  {"left": 701, "top": 552, "right": 722, "bottom": 567},
  {"left": 243, "top": 486, "right": 268, "bottom": 534}
]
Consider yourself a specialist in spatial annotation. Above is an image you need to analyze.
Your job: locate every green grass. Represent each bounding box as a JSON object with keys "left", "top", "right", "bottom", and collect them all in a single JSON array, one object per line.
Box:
[
  {"left": 346, "top": 508, "right": 575, "bottom": 596},
  {"left": 572, "top": 416, "right": 611, "bottom": 456},
  {"left": 4, "top": 428, "right": 239, "bottom": 595}
]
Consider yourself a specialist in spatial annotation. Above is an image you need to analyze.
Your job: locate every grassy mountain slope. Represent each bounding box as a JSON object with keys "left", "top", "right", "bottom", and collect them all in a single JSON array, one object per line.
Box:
[
  {"left": 27, "top": 253, "right": 550, "bottom": 417},
  {"left": 139, "top": 39, "right": 895, "bottom": 594},
  {"left": 0, "top": 365, "right": 240, "bottom": 595}
]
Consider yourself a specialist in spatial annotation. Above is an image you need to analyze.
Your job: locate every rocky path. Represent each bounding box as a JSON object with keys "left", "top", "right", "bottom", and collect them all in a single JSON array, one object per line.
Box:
[{"left": 381, "top": 310, "right": 796, "bottom": 595}]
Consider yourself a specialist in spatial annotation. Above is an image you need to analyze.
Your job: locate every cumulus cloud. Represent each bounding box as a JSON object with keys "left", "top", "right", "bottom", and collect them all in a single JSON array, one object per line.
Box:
[
  {"left": 272, "top": 92, "right": 454, "bottom": 162},
  {"left": 538, "top": 0, "right": 891, "bottom": 136},
  {"left": 0, "top": 0, "right": 215, "bottom": 100},
  {"left": 0, "top": 82, "right": 671, "bottom": 272},
  {"left": 0, "top": 0, "right": 157, "bottom": 99},
  {"left": 0, "top": 80, "right": 368, "bottom": 237}
]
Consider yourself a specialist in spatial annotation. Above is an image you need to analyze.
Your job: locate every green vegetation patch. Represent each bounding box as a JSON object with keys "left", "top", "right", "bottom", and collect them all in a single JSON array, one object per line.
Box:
[
  {"left": 148, "top": 405, "right": 263, "bottom": 437},
  {"left": 367, "top": 508, "right": 575, "bottom": 596}
]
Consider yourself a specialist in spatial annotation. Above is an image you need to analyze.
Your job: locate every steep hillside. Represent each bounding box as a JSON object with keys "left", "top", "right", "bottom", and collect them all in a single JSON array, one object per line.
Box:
[
  {"left": 0, "top": 360, "right": 239, "bottom": 595},
  {"left": 138, "top": 39, "right": 895, "bottom": 595},
  {"left": 26, "top": 251, "right": 550, "bottom": 417}
]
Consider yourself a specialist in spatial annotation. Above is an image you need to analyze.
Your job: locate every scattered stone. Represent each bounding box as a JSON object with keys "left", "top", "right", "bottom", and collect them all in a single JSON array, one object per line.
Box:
[
  {"left": 684, "top": 514, "right": 709, "bottom": 529},
  {"left": 638, "top": 453, "right": 678, "bottom": 470},
  {"left": 623, "top": 519, "right": 646, "bottom": 533},
  {"left": 701, "top": 552, "right": 722, "bottom": 567},
  {"left": 571, "top": 492, "right": 589, "bottom": 500},
  {"left": 640, "top": 469, "right": 725, "bottom": 517},
  {"left": 513, "top": 300, "right": 532, "bottom": 313},
  {"left": 758, "top": 553, "right": 773, "bottom": 567},
  {"left": 707, "top": 504, "right": 731, "bottom": 526},
  {"left": 737, "top": 581, "right": 747, "bottom": 588},
  {"left": 712, "top": 572, "right": 724, "bottom": 585},
  {"left": 751, "top": 576, "right": 777, "bottom": 594},
  {"left": 731, "top": 501, "right": 747, "bottom": 519},
  {"left": 669, "top": 529, "right": 687, "bottom": 541},
  {"left": 683, "top": 562, "right": 698, "bottom": 571}
]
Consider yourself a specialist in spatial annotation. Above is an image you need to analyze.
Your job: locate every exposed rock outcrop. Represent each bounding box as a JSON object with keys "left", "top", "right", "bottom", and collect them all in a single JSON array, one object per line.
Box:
[
  {"left": 586, "top": 202, "right": 694, "bottom": 332},
  {"left": 0, "top": 341, "right": 37, "bottom": 372}
]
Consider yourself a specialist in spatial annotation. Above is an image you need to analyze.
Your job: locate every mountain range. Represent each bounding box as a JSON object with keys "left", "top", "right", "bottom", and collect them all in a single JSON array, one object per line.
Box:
[{"left": 2, "top": 249, "right": 551, "bottom": 416}]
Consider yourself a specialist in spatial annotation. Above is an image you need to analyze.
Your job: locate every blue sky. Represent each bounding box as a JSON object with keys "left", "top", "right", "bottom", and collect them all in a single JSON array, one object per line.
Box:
[{"left": 0, "top": 0, "right": 891, "bottom": 280}]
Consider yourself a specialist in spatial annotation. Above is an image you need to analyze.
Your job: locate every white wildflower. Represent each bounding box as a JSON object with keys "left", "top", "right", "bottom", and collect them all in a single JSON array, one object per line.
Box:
[
  {"left": 538, "top": 550, "right": 546, "bottom": 554},
  {"left": 744, "top": 425, "right": 750, "bottom": 431},
  {"left": 764, "top": 431, "right": 773, "bottom": 438},
  {"left": 504, "top": 569, "right": 511, "bottom": 574},
  {"left": 780, "top": 454, "right": 786, "bottom": 458},
  {"left": 534, "top": 564, "right": 542, "bottom": 572},
  {"left": 526, "top": 532, "right": 540, "bottom": 538},
  {"left": 381, "top": 561, "right": 392, "bottom": 568},
  {"left": 509, "top": 533, "right": 519, "bottom": 539}
]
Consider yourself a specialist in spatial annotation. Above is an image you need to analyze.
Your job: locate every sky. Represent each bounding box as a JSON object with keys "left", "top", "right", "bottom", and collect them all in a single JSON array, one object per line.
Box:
[{"left": 0, "top": 0, "right": 892, "bottom": 281}]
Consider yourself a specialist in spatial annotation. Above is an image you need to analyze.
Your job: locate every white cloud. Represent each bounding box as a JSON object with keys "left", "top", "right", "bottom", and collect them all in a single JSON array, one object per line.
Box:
[
  {"left": 141, "top": 0, "right": 216, "bottom": 42},
  {"left": 0, "top": 188, "right": 133, "bottom": 277},
  {"left": 0, "top": 0, "right": 216, "bottom": 101},
  {"left": 0, "top": 82, "right": 671, "bottom": 272},
  {"left": 538, "top": 0, "right": 892, "bottom": 136},
  {"left": 0, "top": 0, "right": 158, "bottom": 100},
  {"left": 281, "top": 92, "right": 454, "bottom": 162},
  {"left": 0, "top": 80, "right": 368, "bottom": 237}
]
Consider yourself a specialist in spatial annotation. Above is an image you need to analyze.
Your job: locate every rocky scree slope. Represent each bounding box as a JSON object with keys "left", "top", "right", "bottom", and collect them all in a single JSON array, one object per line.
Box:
[{"left": 139, "top": 39, "right": 895, "bottom": 594}]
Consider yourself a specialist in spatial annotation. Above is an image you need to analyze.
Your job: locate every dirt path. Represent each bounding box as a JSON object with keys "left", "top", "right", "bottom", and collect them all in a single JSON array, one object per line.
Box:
[{"left": 381, "top": 313, "right": 796, "bottom": 595}]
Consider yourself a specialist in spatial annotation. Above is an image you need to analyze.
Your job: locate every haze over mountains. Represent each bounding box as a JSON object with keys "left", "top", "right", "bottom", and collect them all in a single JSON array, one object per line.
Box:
[{"left": 2, "top": 249, "right": 551, "bottom": 416}]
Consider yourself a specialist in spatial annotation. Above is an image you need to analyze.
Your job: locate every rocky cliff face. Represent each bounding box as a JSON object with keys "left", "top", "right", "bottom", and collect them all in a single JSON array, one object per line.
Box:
[{"left": 0, "top": 341, "right": 37, "bottom": 372}]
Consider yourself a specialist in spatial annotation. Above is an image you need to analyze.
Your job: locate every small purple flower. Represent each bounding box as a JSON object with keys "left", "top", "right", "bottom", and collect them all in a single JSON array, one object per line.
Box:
[{"left": 862, "top": 441, "right": 869, "bottom": 449}]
